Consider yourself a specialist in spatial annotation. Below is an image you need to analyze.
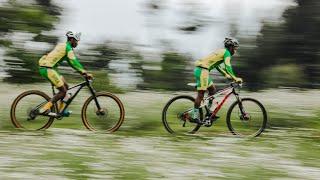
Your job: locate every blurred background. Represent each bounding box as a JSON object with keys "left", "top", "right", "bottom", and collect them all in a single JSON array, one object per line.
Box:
[
  {"left": 1, "top": 0, "right": 319, "bottom": 91},
  {"left": 1, "top": 0, "right": 320, "bottom": 179}
]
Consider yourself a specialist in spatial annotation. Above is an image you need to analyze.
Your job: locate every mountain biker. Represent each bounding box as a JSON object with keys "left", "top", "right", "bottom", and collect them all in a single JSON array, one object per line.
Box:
[
  {"left": 192, "top": 37, "right": 243, "bottom": 124},
  {"left": 37, "top": 31, "right": 92, "bottom": 116}
]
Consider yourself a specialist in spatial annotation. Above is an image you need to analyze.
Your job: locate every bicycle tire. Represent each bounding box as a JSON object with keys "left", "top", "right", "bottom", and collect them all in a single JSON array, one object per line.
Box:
[
  {"left": 162, "top": 95, "right": 203, "bottom": 134},
  {"left": 226, "top": 98, "right": 267, "bottom": 137},
  {"left": 10, "top": 90, "right": 55, "bottom": 130},
  {"left": 81, "top": 92, "right": 125, "bottom": 132}
]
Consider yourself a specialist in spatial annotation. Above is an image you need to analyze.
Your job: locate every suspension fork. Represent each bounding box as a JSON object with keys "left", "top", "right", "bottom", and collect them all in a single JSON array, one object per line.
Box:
[
  {"left": 234, "top": 89, "right": 246, "bottom": 115},
  {"left": 87, "top": 83, "right": 102, "bottom": 110}
]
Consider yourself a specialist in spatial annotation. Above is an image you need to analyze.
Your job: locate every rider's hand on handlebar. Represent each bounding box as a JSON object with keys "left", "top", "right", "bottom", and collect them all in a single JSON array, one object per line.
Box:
[
  {"left": 82, "top": 72, "right": 93, "bottom": 80},
  {"left": 234, "top": 77, "right": 243, "bottom": 83}
]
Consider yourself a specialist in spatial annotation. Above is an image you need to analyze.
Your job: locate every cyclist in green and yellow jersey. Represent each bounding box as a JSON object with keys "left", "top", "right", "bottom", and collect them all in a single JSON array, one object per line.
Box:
[
  {"left": 38, "top": 31, "right": 92, "bottom": 116},
  {"left": 192, "top": 37, "right": 243, "bottom": 124}
]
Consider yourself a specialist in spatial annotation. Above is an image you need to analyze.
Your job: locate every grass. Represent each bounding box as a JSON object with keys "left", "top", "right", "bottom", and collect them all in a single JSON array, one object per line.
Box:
[{"left": 0, "top": 83, "right": 320, "bottom": 179}]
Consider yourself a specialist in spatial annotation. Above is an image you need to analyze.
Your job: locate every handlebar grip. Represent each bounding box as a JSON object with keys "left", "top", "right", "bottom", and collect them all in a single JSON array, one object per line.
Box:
[{"left": 230, "top": 82, "right": 242, "bottom": 88}]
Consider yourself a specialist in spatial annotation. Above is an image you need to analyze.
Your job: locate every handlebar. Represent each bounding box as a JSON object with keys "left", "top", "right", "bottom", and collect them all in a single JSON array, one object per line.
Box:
[
  {"left": 83, "top": 75, "right": 94, "bottom": 83},
  {"left": 230, "top": 81, "right": 242, "bottom": 88}
]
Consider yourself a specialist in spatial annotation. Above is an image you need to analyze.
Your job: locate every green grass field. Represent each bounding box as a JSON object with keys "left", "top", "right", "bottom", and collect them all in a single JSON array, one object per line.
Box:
[{"left": 0, "top": 83, "right": 320, "bottom": 179}]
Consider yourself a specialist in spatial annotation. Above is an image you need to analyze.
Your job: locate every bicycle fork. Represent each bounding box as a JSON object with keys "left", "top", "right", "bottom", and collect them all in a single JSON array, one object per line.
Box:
[
  {"left": 235, "top": 94, "right": 250, "bottom": 121},
  {"left": 87, "top": 84, "right": 105, "bottom": 116}
]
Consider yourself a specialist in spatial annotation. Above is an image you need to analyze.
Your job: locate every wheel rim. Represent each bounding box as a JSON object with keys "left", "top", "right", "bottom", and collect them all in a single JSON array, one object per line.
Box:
[
  {"left": 83, "top": 94, "right": 124, "bottom": 131},
  {"left": 163, "top": 96, "right": 201, "bottom": 134},
  {"left": 228, "top": 99, "right": 266, "bottom": 137},
  {"left": 11, "top": 92, "right": 54, "bottom": 130}
]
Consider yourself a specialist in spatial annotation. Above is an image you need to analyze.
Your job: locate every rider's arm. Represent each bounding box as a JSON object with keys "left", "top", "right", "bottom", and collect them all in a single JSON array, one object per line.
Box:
[
  {"left": 216, "top": 65, "right": 230, "bottom": 78},
  {"left": 223, "top": 51, "right": 237, "bottom": 80},
  {"left": 66, "top": 46, "right": 86, "bottom": 74}
]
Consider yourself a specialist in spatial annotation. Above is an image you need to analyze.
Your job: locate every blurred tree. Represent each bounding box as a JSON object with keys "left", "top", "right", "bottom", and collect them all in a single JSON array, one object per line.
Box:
[
  {"left": 176, "top": 2, "right": 211, "bottom": 33},
  {"left": 238, "top": 0, "right": 320, "bottom": 90},
  {"left": 138, "top": 52, "right": 193, "bottom": 91},
  {"left": 78, "top": 41, "right": 143, "bottom": 91},
  {"left": 79, "top": 42, "right": 121, "bottom": 69},
  {"left": 0, "top": 0, "right": 61, "bottom": 83}
]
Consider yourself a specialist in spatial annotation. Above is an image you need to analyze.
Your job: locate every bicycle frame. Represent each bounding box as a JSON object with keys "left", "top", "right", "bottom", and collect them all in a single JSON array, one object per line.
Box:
[
  {"left": 51, "top": 78, "right": 102, "bottom": 115},
  {"left": 202, "top": 83, "right": 242, "bottom": 119}
]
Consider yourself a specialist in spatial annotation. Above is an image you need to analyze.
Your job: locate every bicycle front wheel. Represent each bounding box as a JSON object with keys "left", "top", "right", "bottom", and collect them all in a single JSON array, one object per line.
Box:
[
  {"left": 162, "top": 95, "right": 203, "bottom": 134},
  {"left": 226, "top": 98, "right": 267, "bottom": 137},
  {"left": 81, "top": 92, "right": 125, "bottom": 132},
  {"left": 10, "top": 90, "right": 55, "bottom": 130}
]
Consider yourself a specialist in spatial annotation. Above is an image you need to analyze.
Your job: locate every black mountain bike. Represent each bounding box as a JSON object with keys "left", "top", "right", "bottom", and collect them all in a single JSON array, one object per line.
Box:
[
  {"left": 10, "top": 77, "right": 125, "bottom": 132},
  {"left": 162, "top": 82, "right": 267, "bottom": 137}
]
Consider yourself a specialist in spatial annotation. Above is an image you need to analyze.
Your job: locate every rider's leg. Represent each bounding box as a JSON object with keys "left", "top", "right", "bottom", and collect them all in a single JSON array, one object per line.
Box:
[
  {"left": 39, "top": 85, "right": 66, "bottom": 114},
  {"left": 194, "top": 90, "right": 205, "bottom": 108},
  {"left": 207, "top": 85, "right": 216, "bottom": 96},
  {"left": 207, "top": 84, "right": 216, "bottom": 109},
  {"left": 58, "top": 77, "right": 69, "bottom": 112},
  {"left": 52, "top": 85, "right": 67, "bottom": 102},
  {"left": 193, "top": 67, "right": 210, "bottom": 123},
  {"left": 61, "top": 76, "right": 69, "bottom": 90},
  {"left": 192, "top": 90, "right": 205, "bottom": 123},
  {"left": 38, "top": 68, "right": 66, "bottom": 114},
  {"left": 207, "top": 84, "right": 219, "bottom": 119}
]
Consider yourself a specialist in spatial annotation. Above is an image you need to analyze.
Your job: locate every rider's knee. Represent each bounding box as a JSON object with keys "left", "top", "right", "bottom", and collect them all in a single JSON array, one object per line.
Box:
[
  {"left": 58, "top": 86, "right": 67, "bottom": 96},
  {"left": 197, "top": 91, "right": 205, "bottom": 99},
  {"left": 64, "top": 83, "right": 69, "bottom": 90}
]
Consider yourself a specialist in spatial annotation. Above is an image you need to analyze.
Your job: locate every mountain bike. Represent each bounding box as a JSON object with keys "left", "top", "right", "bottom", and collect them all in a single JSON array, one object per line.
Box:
[
  {"left": 10, "top": 77, "right": 125, "bottom": 132},
  {"left": 162, "top": 82, "right": 267, "bottom": 137}
]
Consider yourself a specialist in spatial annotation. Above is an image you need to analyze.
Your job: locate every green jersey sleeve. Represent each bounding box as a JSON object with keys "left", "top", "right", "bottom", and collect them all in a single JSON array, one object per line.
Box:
[
  {"left": 216, "top": 65, "right": 227, "bottom": 76},
  {"left": 223, "top": 50, "right": 236, "bottom": 77},
  {"left": 66, "top": 43, "right": 86, "bottom": 74}
]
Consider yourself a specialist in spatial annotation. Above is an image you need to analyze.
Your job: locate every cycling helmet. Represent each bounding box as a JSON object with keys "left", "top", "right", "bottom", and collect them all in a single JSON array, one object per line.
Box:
[
  {"left": 66, "top": 31, "right": 81, "bottom": 41},
  {"left": 224, "top": 37, "right": 239, "bottom": 48}
]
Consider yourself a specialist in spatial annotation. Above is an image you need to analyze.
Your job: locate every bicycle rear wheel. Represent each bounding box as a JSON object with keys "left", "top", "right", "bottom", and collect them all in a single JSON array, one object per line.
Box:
[
  {"left": 81, "top": 92, "right": 125, "bottom": 132},
  {"left": 10, "top": 90, "right": 55, "bottom": 130},
  {"left": 162, "top": 95, "right": 203, "bottom": 134},
  {"left": 226, "top": 98, "right": 267, "bottom": 137}
]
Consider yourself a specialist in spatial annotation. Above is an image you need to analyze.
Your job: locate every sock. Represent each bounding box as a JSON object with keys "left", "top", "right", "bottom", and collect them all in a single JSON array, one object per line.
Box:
[
  {"left": 192, "top": 108, "right": 200, "bottom": 119},
  {"left": 39, "top": 101, "right": 53, "bottom": 113},
  {"left": 58, "top": 101, "right": 66, "bottom": 112}
]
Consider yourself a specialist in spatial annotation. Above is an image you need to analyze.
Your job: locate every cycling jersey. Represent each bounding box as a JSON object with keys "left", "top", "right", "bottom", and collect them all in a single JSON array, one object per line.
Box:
[
  {"left": 194, "top": 48, "right": 236, "bottom": 90},
  {"left": 38, "top": 41, "right": 85, "bottom": 73},
  {"left": 195, "top": 48, "right": 235, "bottom": 77},
  {"left": 38, "top": 41, "right": 86, "bottom": 88}
]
